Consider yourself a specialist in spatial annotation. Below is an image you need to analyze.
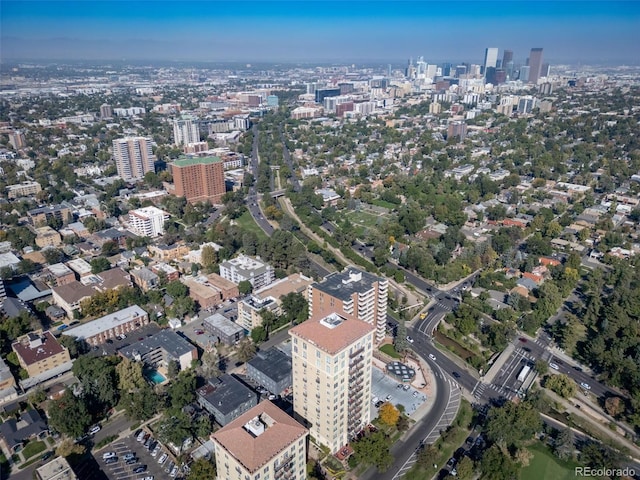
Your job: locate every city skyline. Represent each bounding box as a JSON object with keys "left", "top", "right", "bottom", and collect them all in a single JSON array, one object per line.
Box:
[{"left": 1, "top": 1, "right": 639, "bottom": 64}]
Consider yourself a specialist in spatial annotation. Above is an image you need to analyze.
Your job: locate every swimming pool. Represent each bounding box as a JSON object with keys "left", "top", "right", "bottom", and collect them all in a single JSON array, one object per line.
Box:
[{"left": 144, "top": 369, "right": 166, "bottom": 384}]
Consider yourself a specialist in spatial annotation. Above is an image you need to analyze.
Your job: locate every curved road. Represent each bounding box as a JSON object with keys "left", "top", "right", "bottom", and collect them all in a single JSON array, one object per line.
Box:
[{"left": 360, "top": 357, "right": 458, "bottom": 480}]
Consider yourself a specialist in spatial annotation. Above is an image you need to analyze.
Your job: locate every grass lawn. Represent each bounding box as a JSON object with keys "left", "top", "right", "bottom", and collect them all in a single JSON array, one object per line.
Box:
[
  {"left": 370, "top": 199, "right": 397, "bottom": 210},
  {"left": 234, "top": 211, "right": 269, "bottom": 240},
  {"left": 380, "top": 344, "right": 402, "bottom": 359},
  {"left": 521, "top": 442, "right": 579, "bottom": 480},
  {"left": 345, "top": 210, "right": 385, "bottom": 229},
  {"left": 21, "top": 440, "right": 46, "bottom": 460}
]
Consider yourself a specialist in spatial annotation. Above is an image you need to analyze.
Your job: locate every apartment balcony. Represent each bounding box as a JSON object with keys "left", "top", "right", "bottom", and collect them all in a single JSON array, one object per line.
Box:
[
  {"left": 349, "top": 347, "right": 365, "bottom": 359},
  {"left": 349, "top": 356, "right": 364, "bottom": 367},
  {"left": 275, "top": 458, "right": 294, "bottom": 472}
]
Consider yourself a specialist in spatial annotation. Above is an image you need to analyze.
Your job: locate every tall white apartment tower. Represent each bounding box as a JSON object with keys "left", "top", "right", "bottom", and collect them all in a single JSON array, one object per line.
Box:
[
  {"left": 290, "top": 312, "right": 374, "bottom": 453},
  {"left": 112, "top": 137, "right": 156, "bottom": 182},
  {"left": 308, "top": 267, "right": 388, "bottom": 344},
  {"left": 173, "top": 116, "right": 200, "bottom": 146},
  {"left": 483, "top": 47, "right": 499, "bottom": 74}
]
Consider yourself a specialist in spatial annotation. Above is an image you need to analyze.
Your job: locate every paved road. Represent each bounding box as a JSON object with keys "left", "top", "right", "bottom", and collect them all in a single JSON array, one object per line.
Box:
[
  {"left": 360, "top": 357, "right": 456, "bottom": 480},
  {"left": 248, "top": 124, "right": 329, "bottom": 279}
]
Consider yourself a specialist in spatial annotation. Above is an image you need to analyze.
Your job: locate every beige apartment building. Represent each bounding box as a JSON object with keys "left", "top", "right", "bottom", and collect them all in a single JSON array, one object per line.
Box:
[
  {"left": 12, "top": 332, "right": 71, "bottom": 378},
  {"left": 212, "top": 400, "right": 308, "bottom": 480},
  {"left": 290, "top": 312, "right": 374, "bottom": 453},
  {"left": 308, "top": 267, "right": 388, "bottom": 344}
]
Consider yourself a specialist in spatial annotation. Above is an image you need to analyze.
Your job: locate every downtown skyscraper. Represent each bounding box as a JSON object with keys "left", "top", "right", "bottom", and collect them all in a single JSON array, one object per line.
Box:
[{"left": 528, "top": 48, "right": 544, "bottom": 84}]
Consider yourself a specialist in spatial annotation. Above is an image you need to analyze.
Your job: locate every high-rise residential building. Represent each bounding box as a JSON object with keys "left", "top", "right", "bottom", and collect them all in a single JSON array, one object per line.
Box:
[
  {"left": 528, "top": 48, "right": 544, "bottom": 84},
  {"left": 128, "top": 206, "right": 169, "bottom": 237},
  {"left": 100, "top": 104, "right": 113, "bottom": 119},
  {"left": 212, "top": 400, "right": 309, "bottom": 480},
  {"left": 483, "top": 48, "right": 499, "bottom": 74},
  {"left": 519, "top": 66, "right": 531, "bottom": 83},
  {"left": 308, "top": 267, "right": 387, "bottom": 344},
  {"left": 8, "top": 131, "right": 26, "bottom": 150},
  {"left": 290, "top": 312, "right": 374, "bottom": 453},
  {"left": 541, "top": 63, "right": 551, "bottom": 78},
  {"left": 112, "top": 137, "right": 156, "bottom": 182},
  {"left": 447, "top": 121, "right": 467, "bottom": 142},
  {"left": 170, "top": 156, "right": 225, "bottom": 204},
  {"left": 173, "top": 116, "right": 200, "bottom": 146}
]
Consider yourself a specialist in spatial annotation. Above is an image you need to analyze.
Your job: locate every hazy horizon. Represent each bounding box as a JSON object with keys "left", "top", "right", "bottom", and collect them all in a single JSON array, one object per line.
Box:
[{"left": 2, "top": 1, "right": 639, "bottom": 65}]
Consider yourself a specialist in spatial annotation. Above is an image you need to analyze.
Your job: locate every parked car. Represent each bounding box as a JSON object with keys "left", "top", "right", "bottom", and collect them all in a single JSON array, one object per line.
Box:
[
  {"left": 580, "top": 382, "right": 591, "bottom": 390},
  {"left": 402, "top": 384, "right": 410, "bottom": 391},
  {"left": 194, "top": 329, "right": 204, "bottom": 335},
  {"left": 133, "top": 465, "right": 147, "bottom": 474},
  {"left": 158, "top": 453, "right": 168, "bottom": 465},
  {"left": 406, "top": 336, "right": 414, "bottom": 343},
  {"left": 136, "top": 430, "right": 146, "bottom": 442},
  {"left": 105, "top": 457, "right": 118, "bottom": 465},
  {"left": 102, "top": 452, "right": 116, "bottom": 460},
  {"left": 151, "top": 445, "right": 161, "bottom": 457},
  {"left": 89, "top": 425, "right": 101, "bottom": 435},
  {"left": 126, "top": 458, "right": 138, "bottom": 465},
  {"left": 170, "top": 466, "right": 179, "bottom": 477},
  {"left": 123, "top": 452, "right": 136, "bottom": 462}
]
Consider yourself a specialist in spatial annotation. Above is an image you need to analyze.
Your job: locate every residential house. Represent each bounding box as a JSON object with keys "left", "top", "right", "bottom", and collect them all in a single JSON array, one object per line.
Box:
[
  {"left": 148, "top": 243, "right": 190, "bottom": 261},
  {"left": 131, "top": 267, "right": 160, "bottom": 292},
  {"left": 0, "top": 409, "right": 48, "bottom": 453}
]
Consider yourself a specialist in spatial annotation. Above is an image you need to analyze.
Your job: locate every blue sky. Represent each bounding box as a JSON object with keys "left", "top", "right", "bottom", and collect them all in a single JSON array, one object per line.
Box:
[{"left": 1, "top": 1, "right": 639, "bottom": 64}]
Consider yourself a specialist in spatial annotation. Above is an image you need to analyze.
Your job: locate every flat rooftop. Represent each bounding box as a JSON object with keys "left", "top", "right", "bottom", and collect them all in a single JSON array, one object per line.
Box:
[
  {"left": 62, "top": 305, "right": 147, "bottom": 340},
  {"left": 172, "top": 156, "right": 222, "bottom": 167},
  {"left": 311, "top": 267, "right": 384, "bottom": 302},
  {"left": 119, "top": 329, "right": 195, "bottom": 361}
]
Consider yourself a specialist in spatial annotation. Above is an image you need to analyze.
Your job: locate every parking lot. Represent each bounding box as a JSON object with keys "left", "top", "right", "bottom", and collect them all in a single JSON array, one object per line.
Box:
[
  {"left": 179, "top": 303, "right": 239, "bottom": 349},
  {"left": 371, "top": 367, "right": 427, "bottom": 417},
  {"left": 88, "top": 324, "right": 162, "bottom": 357},
  {"left": 96, "top": 429, "right": 185, "bottom": 480}
]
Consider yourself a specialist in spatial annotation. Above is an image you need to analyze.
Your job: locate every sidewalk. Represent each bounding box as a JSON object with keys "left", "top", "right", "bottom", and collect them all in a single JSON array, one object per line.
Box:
[
  {"left": 543, "top": 387, "right": 640, "bottom": 460},
  {"left": 482, "top": 343, "right": 515, "bottom": 384}
]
